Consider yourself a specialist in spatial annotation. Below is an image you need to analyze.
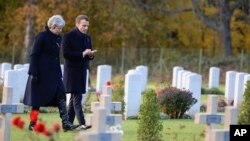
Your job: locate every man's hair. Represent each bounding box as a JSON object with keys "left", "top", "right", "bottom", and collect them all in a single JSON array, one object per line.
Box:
[
  {"left": 47, "top": 15, "right": 65, "bottom": 29},
  {"left": 75, "top": 15, "right": 89, "bottom": 24}
]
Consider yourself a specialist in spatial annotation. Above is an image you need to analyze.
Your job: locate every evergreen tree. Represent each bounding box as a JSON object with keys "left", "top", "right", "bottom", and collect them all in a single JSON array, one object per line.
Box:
[
  {"left": 137, "top": 89, "right": 163, "bottom": 141},
  {"left": 238, "top": 80, "right": 250, "bottom": 124}
]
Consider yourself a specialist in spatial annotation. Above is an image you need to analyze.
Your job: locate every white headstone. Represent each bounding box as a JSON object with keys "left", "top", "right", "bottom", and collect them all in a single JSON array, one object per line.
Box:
[
  {"left": 124, "top": 70, "right": 142, "bottom": 119},
  {"left": 17, "top": 68, "right": 29, "bottom": 102},
  {"left": 0, "top": 63, "right": 12, "bottom": 79},
  {"left": 177, "top": 70, "right": 185, "bottom": 89},
  {"left": 13, "top": 64, "right": 24, "bottom": 70},
  {"left": 4, "top": 70, "right": 19, "bottom": 104},
  {"left": 185, "top": 73, "right": 202, "bottom": 117},
  {"left": 23, "top": 64, "right": 29, "bottom": 69},
  {"left": 135, "top": 65, "right": 148, "bottom": 91},
  {"left": 234, "top": 72, "right": 246, "bottom": 107},
  {"left": 182, "top": 71, "right": 192, "bottom": 89},
  {"left": 225, "top": 71, "right": 237, "bottom": 104},
  {"left": 209, "top": 67, "right": 220, "bottom": 89},
  {"left": 96, "top": 65, "right": 112, "bottom": 93},
  {"left": 172, "top": 66, "right": 183, "bottom": 87}
]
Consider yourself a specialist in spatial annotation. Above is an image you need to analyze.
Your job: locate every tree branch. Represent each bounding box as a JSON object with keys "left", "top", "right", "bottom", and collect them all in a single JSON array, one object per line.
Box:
[
  {"left": 129, "top": 0, "right": 192, "bottom": 15},
  {"left": 191, "top": 0, "right": 219, "bottom": 31}
]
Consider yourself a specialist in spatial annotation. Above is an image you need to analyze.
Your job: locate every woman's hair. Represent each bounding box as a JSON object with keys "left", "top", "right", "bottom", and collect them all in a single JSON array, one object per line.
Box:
[
  {"left": 75, "top": 15, "right": 89, "bottom": 24},
  {"left": 47, "top": 15, "right": 65, "bottom": 29}
]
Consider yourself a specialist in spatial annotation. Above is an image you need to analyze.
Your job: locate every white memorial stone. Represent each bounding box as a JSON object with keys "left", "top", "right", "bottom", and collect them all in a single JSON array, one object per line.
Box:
[
  {"left": 0, "top": 63, "right": 12, "bottom": 79},
  {"left": 177, "top": 70, "right": 185, "bottom": 89},
  {"left": 172, "top": 66, "right": 183, "bottom": 87},
  {"left": 185, "top": 73, "right": 202, "bottom": 117},
  {"left": 210, "top": 107, "right": 237, "bottom": 141},
  {"left": 76, "top": 107, "right": 122, "bottom": 141},
  {"left": 195, "top": 95, "right": 224, "bottom": 141},
  {"left": 124, "top": 70, "right": 142, "bottom": 119},
  {"left": 209, "top": 67, "right": 220, "bottom": 89},
  {"left": 225, "top": 71, "right": 237, "bottom": 104},
  {"left": 182, "top": 71, "right": 192, "bottom": 89},
  {"left": 234, "top": 72, "right": 246, "bottom": 108},
  {"left": 86, "top": 85, "right": 122, "bottom": 126},
  {"left": 23, "top": 63, "right": 29, "bottom": 69},
  {"left": 96, "top": 65, "right": 112, "bottom": 93},
  {"left": 17, "top": 68, "right": 29, "bottom": 102},
  {"left": 4, "top": 70, "right": 19, "bottom": 103},
  {"left": 13, "top": 64, "right": 24, "bottom": 70},
  {"left": 135, "top": 65, "right": 148, "bottom": 91}
]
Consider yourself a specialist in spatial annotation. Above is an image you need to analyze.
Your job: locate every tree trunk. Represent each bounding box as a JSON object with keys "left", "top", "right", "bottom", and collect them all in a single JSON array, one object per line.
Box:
[
  {"left": 218, "top": 22, "right": 232, "bottom": 57},
  {"left": 21, "top": 0, "right": 35, "bottom": 63}
]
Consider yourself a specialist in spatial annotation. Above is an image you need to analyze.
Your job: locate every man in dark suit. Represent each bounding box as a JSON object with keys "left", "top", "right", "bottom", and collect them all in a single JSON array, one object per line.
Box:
[{"left": 62, "top": 15, "right": 95, "bottom": 130}]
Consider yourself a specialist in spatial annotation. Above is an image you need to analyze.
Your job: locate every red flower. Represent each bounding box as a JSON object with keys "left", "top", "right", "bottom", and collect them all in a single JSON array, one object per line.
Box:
[
  {"left": 34, "top": 122, "right": 46, "bottom": 133},
  {"left": 12, "top": 116, "right": 21, "bottom": 126},
  {"left": 17, "top": 120, "right": 25, "bottom": 129},
  {"left": 156, "top": 90, "right": 161, "bottom": 96},
  {"left": 30, "top": 109, "right": 39, "bottom": 122},
  {"left": 106, "top": 81, "right": 111, "bottom": 86},
  {"left": 43, "top": 130, "right": 53, "bottom": 137},
  {"left": 12, "top": 116, "right": 25, "bottom": 129},
  {"left": 52, "top": 123, "right": 61, "bottom": 133}
]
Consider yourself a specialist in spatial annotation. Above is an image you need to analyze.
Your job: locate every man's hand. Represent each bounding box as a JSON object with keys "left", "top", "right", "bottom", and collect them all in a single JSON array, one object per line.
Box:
[{"left": 82, "top": 49, "right": 97, "bottom": 57}]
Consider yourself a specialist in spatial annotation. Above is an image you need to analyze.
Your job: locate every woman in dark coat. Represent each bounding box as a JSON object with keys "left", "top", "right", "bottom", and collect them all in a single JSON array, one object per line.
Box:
[{"left": 23, "top": 15, "right": 77, "bottom": 132}]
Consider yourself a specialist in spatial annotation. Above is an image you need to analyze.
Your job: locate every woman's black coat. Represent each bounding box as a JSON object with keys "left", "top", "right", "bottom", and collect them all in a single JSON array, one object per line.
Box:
[
  {"left": 62, "top": 28, "right": 94, "bottom": 94},
  {"left": 23, "top": 27, "right": 64, "bottom": 107}
]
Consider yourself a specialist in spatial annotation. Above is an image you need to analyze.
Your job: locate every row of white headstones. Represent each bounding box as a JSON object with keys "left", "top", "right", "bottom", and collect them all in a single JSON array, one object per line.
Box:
[
  {"left": 173, "top": 66, "right": 250, "bottom": 109},
  {"left": 0, "top": 62, "right": 148, "bottom": 118},
  {"left": 0, "top": 62, "right": 248, "bottom": 141},
  {"left": 1, "top": 62, "right": 249, "bottom": 117}
]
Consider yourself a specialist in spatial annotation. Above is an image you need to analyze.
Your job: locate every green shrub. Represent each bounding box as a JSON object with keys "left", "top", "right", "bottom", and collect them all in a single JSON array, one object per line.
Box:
[
  {"left": 157, "top": 87, "right": 197, "bottom": 119},
  {"left": 238, "top": 80, "right": 250, "bottom": 124},
  {"left": 201, "top": 87, "right": 224, "bottom": 95},
  {"left": 137, "top": 89, "right": 163, "bottom": 141}
]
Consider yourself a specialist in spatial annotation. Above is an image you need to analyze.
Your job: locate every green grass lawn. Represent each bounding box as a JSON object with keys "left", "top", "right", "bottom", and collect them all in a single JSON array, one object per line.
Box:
[{"left": 11, "top": 113, "right": 206, "bottom": 141}]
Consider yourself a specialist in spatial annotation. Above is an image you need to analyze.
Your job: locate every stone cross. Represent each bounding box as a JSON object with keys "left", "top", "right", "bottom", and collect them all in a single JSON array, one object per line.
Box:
[
  {"left": 195, "top": 95, "right": 224, "bottom": 141},
  {"left": 86, "top": 85, "right": 122, "bottom": 126},
  {"left": 0, "top": 87, "right": 24, "bottom": 141},
  {"left": 210, "top": 106, "right": 237, "bottom": 141},
  {"left": 76, "top": 107, "right": 122, "bottom": 141}
]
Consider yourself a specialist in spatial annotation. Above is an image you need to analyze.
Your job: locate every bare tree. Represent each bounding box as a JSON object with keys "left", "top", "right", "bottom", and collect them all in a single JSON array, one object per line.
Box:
[{"left": 21, "top": 0, "right": 36, "bottom": 63}]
